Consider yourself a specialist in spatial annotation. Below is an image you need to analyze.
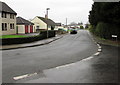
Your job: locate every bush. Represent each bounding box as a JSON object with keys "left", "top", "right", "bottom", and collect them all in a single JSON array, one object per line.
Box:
[
  {"left": 80, "top": 26, "right": 84, "bottom": 29},
  {"left": 95, "top": 22, "right": 108, "bottom": 38},
  {"left": 40, "top": 30, "right": 56, "bottom": 38},
  {"left": 95, "top": 22, "right": 119, "bottom": 40},
  {"left": 2, "top": 35, "right": 41, "bottom": 45},
  {"left": 1, "top": 31, "right": 56, "bottom": 45},
  {"left": 89, "top": 25, "right": 96, "bottom": 34}
]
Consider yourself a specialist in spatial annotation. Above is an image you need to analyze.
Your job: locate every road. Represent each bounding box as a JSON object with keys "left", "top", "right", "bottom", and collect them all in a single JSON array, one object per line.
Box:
[
  {"left": 2, "top": 30, "right": 98, "bottom": 83},
  {"left": 23, "top": 44, "right": 119, "bottom": 83}
]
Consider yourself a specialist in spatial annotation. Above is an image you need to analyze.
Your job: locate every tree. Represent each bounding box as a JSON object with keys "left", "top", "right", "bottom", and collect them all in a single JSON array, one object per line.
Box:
[{"left": 89, "top": 2, "right": 120, "bottom": 40}]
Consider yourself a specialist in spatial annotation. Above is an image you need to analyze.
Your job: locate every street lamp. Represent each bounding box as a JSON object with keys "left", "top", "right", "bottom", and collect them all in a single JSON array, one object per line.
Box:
[{"left": 46, "top": 8, "right": 50, "bottom": 38}]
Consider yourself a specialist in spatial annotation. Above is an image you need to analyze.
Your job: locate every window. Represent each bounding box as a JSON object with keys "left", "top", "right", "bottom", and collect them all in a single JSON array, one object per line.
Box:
[
  {"left": 2, "top": 13, "right": 7, "bottom": 18},
  {"left": 10, "top": 24, "right": 14, "bottom": 29},
  {"left": 10, "top": 14, "right": 14, "bottom": 19},
  {"left": 2, "top": 23, "right": 7, "bottom": 31},
  {"left": 36, "top": 26, "right": 40, "bottom": 29},
  {"left": 48, "top": 26, "right": 51, "bottom": 28}
]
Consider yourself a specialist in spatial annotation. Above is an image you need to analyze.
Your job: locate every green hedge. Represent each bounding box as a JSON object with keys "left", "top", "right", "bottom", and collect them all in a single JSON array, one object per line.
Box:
[
  {"left": 80, "top": 26, "right": 84, "bottom": 29},
  {"left": 90, "top": 22, "right": 119, "bottom": 40},
  {"left": 1, "top": 30, "right": 56, "bottom": 45},
  {"left": 40, "top": 30, "right": 56, "bottom": 38}
]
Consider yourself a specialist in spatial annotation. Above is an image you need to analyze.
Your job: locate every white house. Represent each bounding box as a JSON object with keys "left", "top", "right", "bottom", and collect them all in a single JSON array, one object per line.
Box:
[
  {"left": 31, "top": 16, "right": 56, "bottom": 32},
  {"left": 0, "top": 1, "right": 17, "bottom": 35},
  {"left": 16, "top": 17, "right": 34, "bottom": 34},
  {"left": 55, "top": 23, "right": 63, "bottom": 30}
]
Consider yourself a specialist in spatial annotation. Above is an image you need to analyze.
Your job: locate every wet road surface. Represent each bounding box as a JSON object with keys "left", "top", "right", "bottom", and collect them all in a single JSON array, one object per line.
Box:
[
  {"left": 2, "top": 30, "right": 99, "bottom": 83},
  {"left": 18, "top": 44, "right": 119, "bottom": 83}
]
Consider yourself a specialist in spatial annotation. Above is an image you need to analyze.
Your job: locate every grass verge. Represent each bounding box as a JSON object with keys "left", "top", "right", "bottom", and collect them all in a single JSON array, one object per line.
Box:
[
  {"left": 90, "top": 32, "right": 120, "bottom": 47},
  {"left": 0, "top": 35, "right": 30, "bottom": 39}
]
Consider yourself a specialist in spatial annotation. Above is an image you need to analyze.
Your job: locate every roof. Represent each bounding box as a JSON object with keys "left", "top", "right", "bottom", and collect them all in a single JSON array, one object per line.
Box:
[
  {"left": 16, "top": 17, "right": 34, "bottom": 25},
  {"left": 56, "top": 23, "right": 62, "bottom": 26},
  {"left": 0, "top": 1, "right": 17, "bottom": 15},
  {"left": 37, "top": 16, "right": 56, "bottom": 26}
]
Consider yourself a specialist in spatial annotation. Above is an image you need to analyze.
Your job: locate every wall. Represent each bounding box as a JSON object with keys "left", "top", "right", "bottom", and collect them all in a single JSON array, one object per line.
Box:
[
  {"left": 17, "top": 25, "right": 25, "bottom": 34},
  {"left": 0, "top": 13, "right": 16, "bottom": 35},
  {"left": 31, "top": 17, "right": 47, "bottom": 32}
]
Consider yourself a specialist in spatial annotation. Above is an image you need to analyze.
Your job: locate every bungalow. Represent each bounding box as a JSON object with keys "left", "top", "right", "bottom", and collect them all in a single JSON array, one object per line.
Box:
[
  {"left": 16, "top": 17, "right": 34, "bottom": 34},
  {"left": 0, "top": 1, "right": 17, "bottom": 35},
  {"left": 55, "top": 23, "right": 63, "bottom": 30},
  {"left": 31, "top": 16, "right": 56, "bottom": 32}
]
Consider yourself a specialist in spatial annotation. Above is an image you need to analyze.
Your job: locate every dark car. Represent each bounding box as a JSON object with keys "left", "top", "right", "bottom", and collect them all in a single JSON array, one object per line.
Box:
[{"left": 70, "top": 30, "right": 77, "bottom": 34}]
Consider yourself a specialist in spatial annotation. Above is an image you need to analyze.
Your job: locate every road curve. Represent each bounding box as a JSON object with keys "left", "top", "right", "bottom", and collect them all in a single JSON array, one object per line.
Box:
[{"left": 2, "top": 30, "right": 98, "bottom": 83}]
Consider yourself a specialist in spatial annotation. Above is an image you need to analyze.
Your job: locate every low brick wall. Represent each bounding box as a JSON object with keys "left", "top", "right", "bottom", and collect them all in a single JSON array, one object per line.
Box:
[{"left": 1, "top": 31, "right": 56, "bottom": 45}]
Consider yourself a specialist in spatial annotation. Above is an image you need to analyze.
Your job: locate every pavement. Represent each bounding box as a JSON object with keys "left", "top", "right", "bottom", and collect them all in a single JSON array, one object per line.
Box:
[{"left": 0, "top": 35, "right": 63, "bottom": 50}]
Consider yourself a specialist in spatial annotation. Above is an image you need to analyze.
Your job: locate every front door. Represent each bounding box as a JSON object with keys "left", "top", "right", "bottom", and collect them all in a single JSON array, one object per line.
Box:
[{"left": 25, "top": 25, "right": 28, "bottom": 34}]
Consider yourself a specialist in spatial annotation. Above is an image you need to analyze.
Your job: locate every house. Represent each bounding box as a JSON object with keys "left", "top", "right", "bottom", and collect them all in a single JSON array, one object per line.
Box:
[
  {"left": 16, "top": 17, "right": 34, "bottom": 34},
  {"left": 31, "top": 16, "right": 56, "bottom": 32},
  {"left": 55, "top": 23, "right": 63, "bottom": 30},
  {"left": 0, "top": 1, "right": 17, "bottom": 35}
]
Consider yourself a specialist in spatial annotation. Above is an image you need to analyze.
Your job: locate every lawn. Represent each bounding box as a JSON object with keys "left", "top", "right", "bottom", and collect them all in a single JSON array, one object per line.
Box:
[{"left": 0, "top": 35, "right": 29, "bottom": 39}]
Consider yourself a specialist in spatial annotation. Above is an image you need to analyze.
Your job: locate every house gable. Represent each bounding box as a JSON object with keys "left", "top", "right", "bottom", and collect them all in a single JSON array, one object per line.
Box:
[
  {"left": 0, "top": 1, "right": 17, "bottom": 15},
  {"left": 31, "top": 17, "right": 47, "bottom": 31},
  {"left": 37, "top": 17, "right": 56, "bottom": 27}
]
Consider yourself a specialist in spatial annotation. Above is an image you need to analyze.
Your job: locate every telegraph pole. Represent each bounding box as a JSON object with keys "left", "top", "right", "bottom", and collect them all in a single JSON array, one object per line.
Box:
[
  {"left": 66, "top": 18, "right": 67, "bottom": 27},
  {"left": 46, "top": 8, "right": 50, "bottom": 38}
]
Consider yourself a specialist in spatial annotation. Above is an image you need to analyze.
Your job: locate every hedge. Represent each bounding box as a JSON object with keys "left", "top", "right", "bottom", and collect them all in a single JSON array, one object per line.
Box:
[
  {"left": 1, "top": 30, "right": 56, "bottom": 45},
  {"left": 89, "top": 22, "right": 120, "bottom": 40}
]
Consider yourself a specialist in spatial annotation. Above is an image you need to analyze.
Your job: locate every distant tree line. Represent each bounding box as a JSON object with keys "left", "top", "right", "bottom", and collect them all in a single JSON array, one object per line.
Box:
[{"left": 89, "top": 2, "right": 120, "bottom": 40}]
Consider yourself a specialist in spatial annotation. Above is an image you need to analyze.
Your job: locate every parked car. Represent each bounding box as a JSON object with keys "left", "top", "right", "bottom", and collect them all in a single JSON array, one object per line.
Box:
[{"left": 70, "top": 30, "right": 77, "bottom": 34}]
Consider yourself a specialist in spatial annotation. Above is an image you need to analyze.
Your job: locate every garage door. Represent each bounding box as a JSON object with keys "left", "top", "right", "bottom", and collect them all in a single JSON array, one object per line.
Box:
[
  {"left": 30, "top": 26, "right": 33, "bottom": 33},
  {"left": 25, "top": 25, "right": 28, "bottom": 34}
]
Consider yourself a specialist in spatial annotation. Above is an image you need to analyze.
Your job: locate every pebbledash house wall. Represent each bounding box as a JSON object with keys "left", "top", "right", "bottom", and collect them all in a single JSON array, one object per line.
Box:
[
  {"left": 17, "top": 25, "right": 25, "bottom": 34},
  {"left": 17, "top": 25, "right": 33, "bottom": 34},
  {"left": 0, "top": 12, "right": 16, "bottom": 35}
]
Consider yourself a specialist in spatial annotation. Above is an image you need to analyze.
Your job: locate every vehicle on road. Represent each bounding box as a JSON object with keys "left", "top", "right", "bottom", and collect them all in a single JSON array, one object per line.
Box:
[{"left": 70, "top": 29, "right": 77, "bottom": 34}]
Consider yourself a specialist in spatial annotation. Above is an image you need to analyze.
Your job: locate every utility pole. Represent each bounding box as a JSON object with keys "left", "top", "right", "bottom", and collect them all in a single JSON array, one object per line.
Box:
[
  {"left": 66, "top": 18, "right": 67, "bottom": 27},
  {"left": 46, "top": 8, "right": 50, "bottom": 38}
]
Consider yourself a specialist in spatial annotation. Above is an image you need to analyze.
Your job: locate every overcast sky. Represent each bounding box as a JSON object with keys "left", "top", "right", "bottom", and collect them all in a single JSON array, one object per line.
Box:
[{"left": 2, "top": 0, "right": 94, "bottom": 24}]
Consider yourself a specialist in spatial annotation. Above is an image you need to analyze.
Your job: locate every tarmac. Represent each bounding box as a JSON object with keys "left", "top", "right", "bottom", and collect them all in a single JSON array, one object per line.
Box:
[{"left": 0, "top": 35, "right": 63, "bottom": 50}]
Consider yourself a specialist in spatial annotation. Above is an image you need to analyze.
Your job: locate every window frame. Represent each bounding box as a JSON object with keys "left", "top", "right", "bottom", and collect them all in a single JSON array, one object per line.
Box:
[
  {"left": 10, "top": 14, "right": 14, "bottom": 19},
  {"left": 10, "top": 23, "right": 15, "bottom": 29},
  {"left": 2, "top": 12, "right": 7, "bottom": 18},
  {"left": 2, "top": 23, "right": 7, "bottom": 31}
]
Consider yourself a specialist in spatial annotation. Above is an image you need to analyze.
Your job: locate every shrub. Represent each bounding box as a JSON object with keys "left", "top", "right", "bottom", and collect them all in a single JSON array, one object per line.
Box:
[
  {"left": 95, "top": 22, "right": 119, "bottom": 40},
  {"left": 1, "top": 31, "right": 56, "bottom": 45},
  {"left": 40, "top": 30, "right": 56, "bottom": 38},
  {"left": 89, "top": 25, "right": 96, "bottom": 34},
  {"left": 95, "top": 22, "right": 107, "bottom": 38},
  {"left": 80, "top": 26, "right": 84, "bottom": 29}
]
